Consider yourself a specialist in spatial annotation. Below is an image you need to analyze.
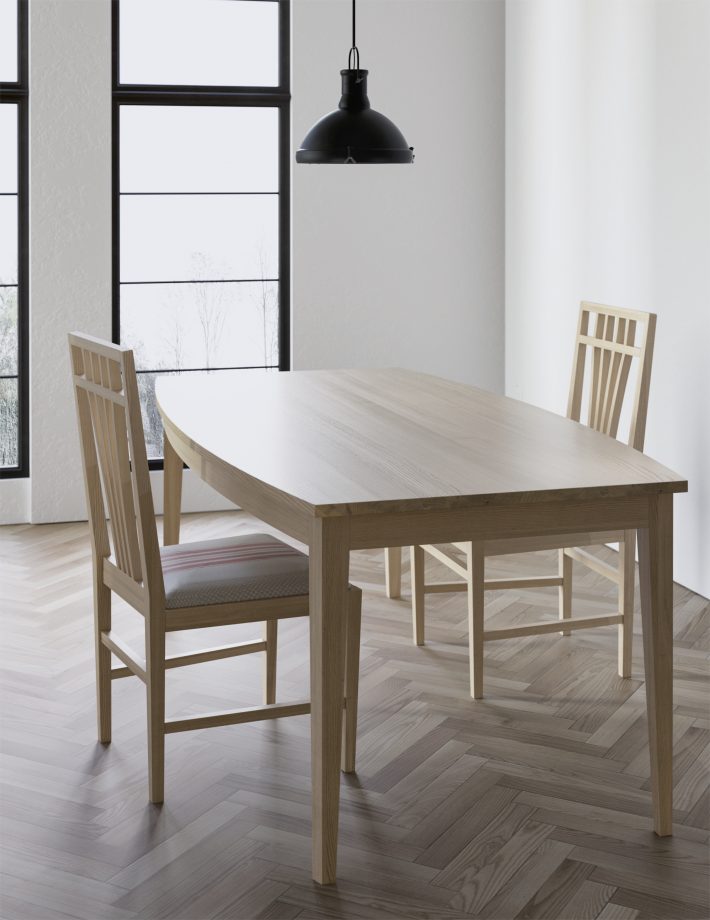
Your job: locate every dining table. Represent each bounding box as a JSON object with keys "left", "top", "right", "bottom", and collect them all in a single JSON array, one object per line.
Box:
[{"left": 156, "top": 367, "right": 687, "bottom": 885}]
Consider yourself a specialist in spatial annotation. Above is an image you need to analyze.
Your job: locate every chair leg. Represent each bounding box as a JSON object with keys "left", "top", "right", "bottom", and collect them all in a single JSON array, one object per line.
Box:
[
  {"left": 145, "top": 610, "right": 166, "bottom": 804},
  {"left": 385, "top": 547, "right": 402, "bottom": 599},
  {"left": 410, "top": 545, "right": 425, "bottom": 646},
  {"left": 619, "top": 530, "right": 635, "bottom": 678},
  {"left": 94, "top": 570, "right": 112, "bottom": 743},
  {"left": 467, "top": 543, "right": 485, "bottom": 700},
  {"left": 558, "top": 549, "right": 573, "bottom": 637},
  {"left": 264, "top": 619, "right": 278, "bottom": 705},
  {"left": 342, "top": 587, "right": 362, "bottom": 773}
]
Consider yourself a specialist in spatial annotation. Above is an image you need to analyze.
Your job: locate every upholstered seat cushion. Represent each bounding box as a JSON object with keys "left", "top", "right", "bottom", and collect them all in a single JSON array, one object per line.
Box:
[{"left": 161, "top": 534, "right": 309, "bottom": 610}]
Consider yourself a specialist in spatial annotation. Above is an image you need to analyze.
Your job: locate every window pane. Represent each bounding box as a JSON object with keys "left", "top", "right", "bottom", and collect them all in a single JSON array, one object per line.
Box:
[
  {"left": 120, "top": 105, "right": 279, "bottom": 194},
  {"left": 121, "top": 280, "right": 279, "bottom": 371},
  {"left": 0, "top": 105, "right": 18, "bottom": 193},
  {"left": 120, "top": 194, "right": 278, "bottom": 282},
  {"left": 135, "top": 371, "right": 173, "bottom": 459},
  {"left": 0, "top": 197, "right": 18, "bottom": 284},
  {"left": 0, "top": 0, "right": 18, "bottom": 82},
  {"left": 0, "top": 377, "right": 18, "bottom": 468},
  {"left": 0, "top": 286, "right": 18, "bottom": 375},
  {"left": 119, "top": 0, "right": 279, "bottom": 87}
]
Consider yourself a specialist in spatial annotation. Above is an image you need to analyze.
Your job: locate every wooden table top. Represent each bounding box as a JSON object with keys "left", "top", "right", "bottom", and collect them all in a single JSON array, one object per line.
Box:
[{"left": 157, "top": 368, "right": 686, "bottom": 517}]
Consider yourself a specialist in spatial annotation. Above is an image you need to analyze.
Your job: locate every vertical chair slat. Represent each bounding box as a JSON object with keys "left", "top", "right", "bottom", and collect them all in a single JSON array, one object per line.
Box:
[
  {"left": 71, "top": 348, "right": 110, "bottom": 563},
  {"left": 105, "top": 354, "right": 143, "bottom": 582},
  {"left": 608, "top": 318, "right": 635, "bottom": 439},
  {"left": 87, "top": 380, "right": 127, "bottom": 573},
  {"left": 105, "top": 357, "right": 142, "bottom": 580},
  {"left": 566, "top": 307, "right": 589, "bottom": 422},
  {"left": 602, "top": 316, "right": 625, "bottom": 435},
  {"left": 85, "top": 350, "right": 123, "bottom": 568},
  {"left": 595, "top": 312, "right": 615, "bottom": 432},
  {"left": 112, "top": 400, "right": 143, "bottom": 581},
  {"left": 99, "top": 355, "right": 133, "bottom": 577},
  {"left": 629, "top": 313, "right": 656, "bottom": 451},
  {"left": 122, "top": 348, "right": 164, "bottom": 601},
  {"left": 588, "top": 311, "right": 606, "bottom": 429}
]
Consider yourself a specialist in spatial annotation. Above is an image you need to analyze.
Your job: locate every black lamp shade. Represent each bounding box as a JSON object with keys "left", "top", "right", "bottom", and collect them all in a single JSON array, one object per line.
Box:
[{"left": 296, "top": 70, "right": 414, "bottom": 165}]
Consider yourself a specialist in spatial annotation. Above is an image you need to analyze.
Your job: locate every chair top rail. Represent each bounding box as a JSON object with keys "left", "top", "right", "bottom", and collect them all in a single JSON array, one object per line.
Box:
[{"left": 580, "top": 301, "right": 652, "bottom": 323}]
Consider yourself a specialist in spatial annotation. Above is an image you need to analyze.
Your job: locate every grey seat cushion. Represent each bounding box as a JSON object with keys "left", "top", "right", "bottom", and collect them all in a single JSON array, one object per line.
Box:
[{"left": 161, "top": 533, "right": 309, "bottom": 610}]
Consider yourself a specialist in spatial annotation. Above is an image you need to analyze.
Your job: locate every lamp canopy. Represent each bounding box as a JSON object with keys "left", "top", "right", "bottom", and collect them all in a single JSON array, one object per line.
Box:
[{"left": 295, "top": 0, "right": 413, "bottom": 165}]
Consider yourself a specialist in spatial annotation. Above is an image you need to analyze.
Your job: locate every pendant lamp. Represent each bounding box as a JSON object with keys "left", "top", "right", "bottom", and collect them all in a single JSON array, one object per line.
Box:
[{"left": 295, "top": 0, "right": 414, "bottom": 164}]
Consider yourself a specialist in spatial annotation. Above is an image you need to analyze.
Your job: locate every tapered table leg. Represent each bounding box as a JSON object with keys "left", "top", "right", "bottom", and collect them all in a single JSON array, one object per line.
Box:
[
  {"left": 163, "top": 433, "right": 183, "bottom": 546},
  {"left": 310, "top": 516, "right": 350, "bottom": 884},
  {"left": 385, "top": 547, "right": 402, "bottom": 599},
  {"left": 638, "top": 493, "right": 674, "bottom": 836}
]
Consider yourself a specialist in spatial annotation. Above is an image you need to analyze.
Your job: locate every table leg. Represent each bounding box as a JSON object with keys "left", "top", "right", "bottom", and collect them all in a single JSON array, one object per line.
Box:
[
  {"left": 385, "top": 547, "right": 402, "bottom": 599},
  {"left": 638, "top": 493, "right": 674, "bottom": 836},
  {"left": 310, "top": 516, "right": 350, "bottom": 884},
  {"left": 163, "top": 433, "right": 183, "bottom": 546}
]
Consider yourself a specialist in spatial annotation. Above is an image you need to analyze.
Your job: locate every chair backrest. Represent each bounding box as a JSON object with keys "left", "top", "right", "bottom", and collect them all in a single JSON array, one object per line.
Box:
[
  {"left": 68, "top": 333, "right": 163, "bottom": 602},
  {"left": 567, "top": 302, "right": 656, "bottom": 451}
]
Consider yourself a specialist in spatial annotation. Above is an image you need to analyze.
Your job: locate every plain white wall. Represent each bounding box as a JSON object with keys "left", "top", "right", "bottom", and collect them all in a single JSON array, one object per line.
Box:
[
  {"left": 0, "top": 0, "right": 505, "bottom": 525},
  {"left": 506, "top": 0, "right": 710, "bottom": 597},
  {"left": 292, "top": 0, "right": 506, "bottom": 390}
]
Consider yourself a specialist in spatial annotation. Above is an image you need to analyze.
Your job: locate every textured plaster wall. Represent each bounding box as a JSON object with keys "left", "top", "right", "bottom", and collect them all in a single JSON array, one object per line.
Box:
[{"left": 28, "top": 0, "right": 113, "bottom": 523}]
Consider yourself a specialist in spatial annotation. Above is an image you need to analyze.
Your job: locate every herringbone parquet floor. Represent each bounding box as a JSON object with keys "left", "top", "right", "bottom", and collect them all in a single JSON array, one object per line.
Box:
[{"left": 1, "top": 512, "right": 708, "bottom": 920}]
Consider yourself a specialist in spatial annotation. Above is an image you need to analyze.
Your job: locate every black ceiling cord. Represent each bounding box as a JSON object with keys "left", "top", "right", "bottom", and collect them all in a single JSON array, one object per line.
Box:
[
  {"left": 295, "top": 0, "right": 414, "bottom": 165},
  {"left": 348, "top": 0, "right": 360, "bottom": 77}
]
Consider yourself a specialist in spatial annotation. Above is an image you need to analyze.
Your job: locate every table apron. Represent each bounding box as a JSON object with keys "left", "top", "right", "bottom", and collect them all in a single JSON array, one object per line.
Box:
[
  {"left": 347, "top": 495, "right": 651, "bottom": 551},
  {"left": 163, "top": 418, "right": 313, "bottom": 544}
]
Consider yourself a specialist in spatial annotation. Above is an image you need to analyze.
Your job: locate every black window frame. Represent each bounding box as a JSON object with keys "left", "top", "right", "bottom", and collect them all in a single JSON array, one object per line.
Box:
[
  {"left": 0, "top": 0, "right": 29, "bottom": 479},
  {"left": 111, "top": 0, "right": 291, "bottom": 471}
]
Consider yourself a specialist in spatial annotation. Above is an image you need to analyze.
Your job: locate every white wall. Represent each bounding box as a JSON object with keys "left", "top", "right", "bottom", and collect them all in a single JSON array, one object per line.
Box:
[
  {"left": 29, "top": 0, "right": 113, "bottom": 523},
  {"left": 506, "top": 0, "right": 710, "bottom": 597},
  {"left": 292, "top": 0, "right": 506, "bottom": 390}
]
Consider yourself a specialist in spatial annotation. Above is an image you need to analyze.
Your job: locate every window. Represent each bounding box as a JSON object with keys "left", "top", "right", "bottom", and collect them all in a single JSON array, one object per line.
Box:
[
  {"left": 0, "top": 0, "right": 28, "bottom": 477},
  {"left": 112, "top": 0, "right": 290, "bottom": 463}
]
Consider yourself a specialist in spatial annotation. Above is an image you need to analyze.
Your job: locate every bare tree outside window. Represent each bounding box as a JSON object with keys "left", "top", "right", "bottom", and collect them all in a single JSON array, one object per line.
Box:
[
  {"left": 253, "top": 245, "right": 279, "bottom": 369},
  {"left": 113, "top": 1, "right": 288, "bottom": 466},
  {"left": 0, "top": 285, "right": 19, "bottom": 468},
  {"left": 191, "top": 253, "right": 227, "bottom": 370}
]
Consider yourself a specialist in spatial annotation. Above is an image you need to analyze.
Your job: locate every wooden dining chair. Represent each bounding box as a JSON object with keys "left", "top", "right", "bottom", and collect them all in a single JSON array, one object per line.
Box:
[
  {"left": 396, "top": 302, "right": 656, "bottom": 698},
  {"left": 69, "top": 332, "right": 362, "bottom": 802}
]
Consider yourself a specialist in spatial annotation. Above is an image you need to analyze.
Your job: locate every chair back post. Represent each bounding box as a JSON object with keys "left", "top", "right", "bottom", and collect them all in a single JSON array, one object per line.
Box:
[
  {"left": 69, "top": 341, "right": 111, "bottom": 566},
  {"left": 628, "top": 311, "right": 656, "bottom": 452},
  {"left": 122, "top": 347, "right": 165, "bottom": 608},
  {"left": 68, "top": 333, "right": 165, "bottom": 610},
  {"left": 566, "top": 302, "right": 656, "bottom": 451}
]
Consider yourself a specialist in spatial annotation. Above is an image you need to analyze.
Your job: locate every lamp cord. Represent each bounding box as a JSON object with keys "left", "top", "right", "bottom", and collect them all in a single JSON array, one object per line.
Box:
[{"left": 347, "top": 0, "right": 361, "bottom": 77}]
